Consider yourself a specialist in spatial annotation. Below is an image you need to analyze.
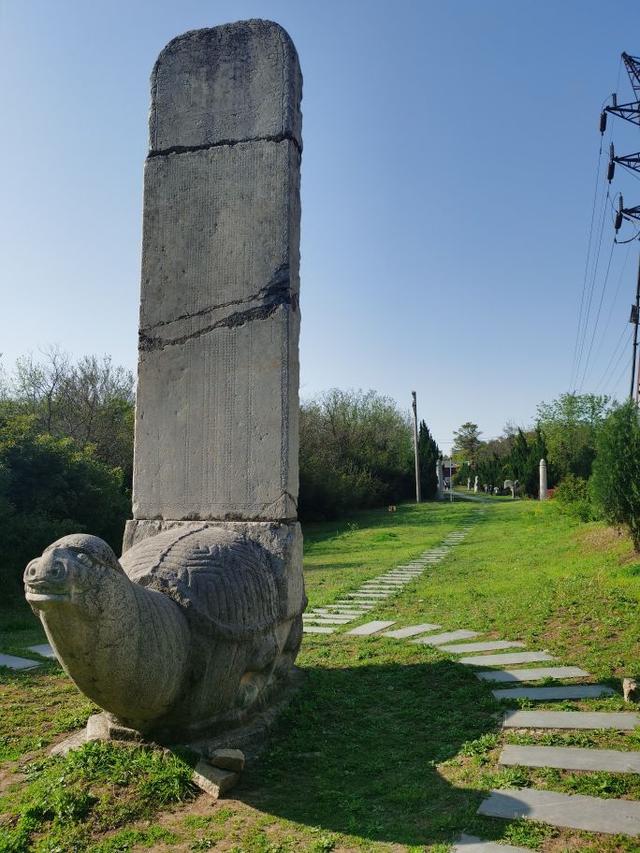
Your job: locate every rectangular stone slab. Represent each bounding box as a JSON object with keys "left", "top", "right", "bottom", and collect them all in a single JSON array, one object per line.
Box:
[
  {"left": 440, "top": 640, "right": 526, "bottom": 654},
  {"left": 382, "top": 624, "right": 442, "bottom": 639},
  {"left": 492, "top": 685, "right": 614, "bottom": 701},
  {"left": 476, "top": 666, "right": 590, "bottom": 683},
  {"left": 500, "top": 744, "right": 640, "bottom": 773},
  {"left": 503, "top": 710, "right": 640, "bottom": 730},
  {"left": 0, "top": 653, "right": 40, "bottom": 670},
  {"left": 478, "top": 787, "right": 640, "bottom": 836},
  {"left": 303, "top": 617, "right": 353, "bottom": 625},
  {"left": 459, "top": 651, "right": 553, "bottom": 667},
  {"left": 27, "top": 643, "right": 56, "bottom": 659},
  {"left": 302, "top": 626, "right": 334, "bottom": 634},
  {"left": 412, "top": 630, "right": 481, "bottom": 646},
  {"left": 453, "top": 834, "right": 530, "bottom": 852},
  {"left": 347, "top": 621, "right": 396, "bottom": 636}
]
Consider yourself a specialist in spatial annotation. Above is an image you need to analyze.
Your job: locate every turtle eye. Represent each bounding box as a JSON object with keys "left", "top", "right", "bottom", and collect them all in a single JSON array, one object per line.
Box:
[{"left": 76, "top": 552, "right": 92, "bottom": 567}]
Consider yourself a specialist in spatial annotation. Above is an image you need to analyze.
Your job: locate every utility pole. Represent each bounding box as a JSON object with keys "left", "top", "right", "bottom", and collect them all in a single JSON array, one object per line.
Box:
[
  {"left": 411, "top": 391, "right": 421, "bottom": 503},
  {"left": 630, "top": 255, "right": 640, "bottom": 400},
  {"left": 603, "top": 53, "right": 640, "bottom": 400}
]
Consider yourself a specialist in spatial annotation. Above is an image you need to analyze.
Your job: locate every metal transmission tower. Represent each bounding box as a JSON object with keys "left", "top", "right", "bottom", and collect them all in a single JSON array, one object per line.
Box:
[{"left": 602, "top": 52, "right": 640, "bottom": 400}]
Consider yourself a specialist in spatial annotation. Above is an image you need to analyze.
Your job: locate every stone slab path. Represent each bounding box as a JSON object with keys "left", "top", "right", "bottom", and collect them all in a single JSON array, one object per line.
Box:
[
  {"left": 382, "top": 623, "right": 441, "bottom": 639},
  {"left": 412, "top": 630, "right": 481, "bottom": 646},
  {"left": 479, "top": 787, "right": 640, "bottom": 836},
  {"left": 441, "top": 640, "right": 526, "bottom": 654},
  {"left": 0, "top": 653, "right": 40, "bottom": 670},
  {"left": 452, "top": 835, "right": 530, "bottom": 852},
  {"left": 492, "top": 684, "right": 614, "bottom": 701},
  {"left": 27, "top": 643, "right": 56, "bottom": 659},
  {"left": 500, "top": 744, "right": 640, "bottom": 773},
  {"left": 502, "top": 710, "right": 640, "bottom": 730},
  {"left": 475, "top": 665, "right": 590, "bottom": 683},
  {"left": 460, "top": 651, "right": 553, "bottom": 667},
  {"left": 347, "top": 620, "right": 395, "bottom": 636}
]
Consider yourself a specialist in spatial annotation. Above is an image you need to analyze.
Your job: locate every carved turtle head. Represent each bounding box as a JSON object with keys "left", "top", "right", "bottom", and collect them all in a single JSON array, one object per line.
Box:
[{"left": 24, "top": 534, "right": 123, "bottom": 610}]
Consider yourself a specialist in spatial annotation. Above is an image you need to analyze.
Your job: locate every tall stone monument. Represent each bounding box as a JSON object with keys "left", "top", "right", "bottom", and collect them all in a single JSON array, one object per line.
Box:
[
  {"left": 539, "top": 458, "right": 548, "bottom": 500},
  {"left": 24, "top": 20, "right": 306, "bottom": 742},
  {"left": 436, "top": 458, "right": 444, "bottom": 500}
]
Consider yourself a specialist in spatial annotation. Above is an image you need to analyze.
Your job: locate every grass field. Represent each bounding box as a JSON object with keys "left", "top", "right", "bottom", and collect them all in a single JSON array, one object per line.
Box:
[{"left": 2, "top": 499, "right": 640, "bottom": 851}]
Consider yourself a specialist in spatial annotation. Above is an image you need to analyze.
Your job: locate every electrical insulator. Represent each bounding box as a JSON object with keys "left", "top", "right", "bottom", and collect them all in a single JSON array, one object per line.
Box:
[
  {"left": 600, "top": 111, "right": 608, "bottom": 133},
  {"left": 608, "top": 143, "right": 616, "bottom": 182},
  {"left": 631, "top": 305, "right": 639, "bottom": 325}
]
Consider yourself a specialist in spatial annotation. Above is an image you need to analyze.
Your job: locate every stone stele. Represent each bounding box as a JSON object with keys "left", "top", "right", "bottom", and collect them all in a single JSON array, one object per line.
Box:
[{"left": 24, "top": 19, "right": 306, "bottom": 743}]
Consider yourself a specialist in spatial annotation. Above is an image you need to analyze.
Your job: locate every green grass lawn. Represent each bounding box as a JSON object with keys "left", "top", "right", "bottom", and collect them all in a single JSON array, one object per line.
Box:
[{"left": 2, "top": 500, "right": 640, "bottom": 851}]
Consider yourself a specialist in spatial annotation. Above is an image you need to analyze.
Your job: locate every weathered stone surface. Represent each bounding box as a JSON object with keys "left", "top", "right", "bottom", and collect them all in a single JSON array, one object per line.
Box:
[
  {"left": 209, "top": 747, "right": 245, "bottom": 772},
  {"left": 133, "top": 138, "right": 301, "bottom": 521},
  {"left": 150, "top": 21, "right": 302, "bottom": 152},
  {"left": 500, "top": 744, "right": 640, "bottom": 773},
  {"left": 382, "top": 624, "right": 441, "bottom": 639},
  {"left": 478, "top": 787, "right": 640, "bottom": 835},
  {"left": 492, "top": 685, "right": 614, "bottom": 701},
  {"left": 440, "top": 640, "right": 526, "bottom": 654},
  {"left": 412, "top": 630, "right": 480, "bottom": 646},
  {"left": 0, "top": 653, "right": 39, "bottom": 670},
  {"left": 502, "top": 710, "right": 640, "bottom": 730},
  {"left": 193, "top": 758, "right": 240, "bottom": 798},
  {"left": 475, "top": 666, "right": 590, "bottom": 683},
  {"left": 459, "top": 651, "right": 553, "bottom": 667},
  {"left": 453, "top": 834, "right": 530, "bottom": 852},
  {"left": 348, "top": 621, "right": 396, "bottom": 636}
]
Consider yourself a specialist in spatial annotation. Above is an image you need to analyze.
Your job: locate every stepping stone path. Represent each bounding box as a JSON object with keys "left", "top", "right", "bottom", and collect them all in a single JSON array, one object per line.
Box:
[
  {"left": 453, "top": 835, "right": 530, "bottom": 852},
  {"left": 479, "top": 787, "right": 640, "bottom": 836},
  {"left": 500, "top": 744, "right": 640, "bottom": 773},
  {"left": 302, "top": 511, "right": 640, "bottom": 843},
  {"left": 492, "top": 684, "right": 614, "bottom": 701},
  {"left": 0, "top": 653, "right": 40, "bottom": 670},
  {"left": 502, "top": 709, "right": 640, "bottom": 730},
  {"left": 302, "top": 525, "right": 473, "bottom": 634},
  {"left": 475, "top": 665, "right": 590, "bottom": 683}
]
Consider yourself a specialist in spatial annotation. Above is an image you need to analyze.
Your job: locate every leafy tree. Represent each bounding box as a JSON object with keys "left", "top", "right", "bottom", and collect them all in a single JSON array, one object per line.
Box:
[
  {"left": 537, "top": 392, "right": 611, "bottom": 480},
  {"left": 299, "top": 389, "right": 413, "bottom": 519},
  {"left": 591, "top": 401, "right": 640, "bottom": 549},
  {"left": 452, "top": 422, "right": 482, "bottom": 466},
  {"left": 417, "top": 420, "right": 440, "bottom": 500},
  {"left": 504, "top": 428, "right": 548, "bottom": 497},
  {"left": 0, "top": 413, "right": 129, "bottom": 599}
]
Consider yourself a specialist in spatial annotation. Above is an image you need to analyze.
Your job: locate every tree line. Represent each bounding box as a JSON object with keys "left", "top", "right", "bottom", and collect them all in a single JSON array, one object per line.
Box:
[{"left": 0, "top": 350, "right": 442, "bottom": 597}]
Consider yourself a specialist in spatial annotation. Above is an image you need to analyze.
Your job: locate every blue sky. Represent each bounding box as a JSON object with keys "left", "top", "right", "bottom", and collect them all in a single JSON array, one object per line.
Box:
[{"left": 2, "top": 0, "right": 640, "bottom": 450}]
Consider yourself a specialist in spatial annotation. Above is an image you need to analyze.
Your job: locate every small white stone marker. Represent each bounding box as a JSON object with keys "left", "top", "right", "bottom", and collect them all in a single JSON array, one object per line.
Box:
[
  {"left": 27, "top": 643, "right": 56, "bottom": 659},
  {"left": 412, "top": 630, "right": 480, "bottom": 646},
  {"left": 0, "top": 653, "right": 40, "bottom": 670},
  {"left": 303, "top": 626, "right": 334, "bottom": 634},
  {"left": 440, "top": 640, "right": 526, "bottom": 654},
  {"left": 382, "top": 623, "right": 442, "bottom": 639},
  {"left": 478, "top": 787, "right": 640, "bottom": 836},
  {"left": 500, "top": 744, "right": 640, "bottom": 773},
  {"left": 460, "top": 651, "right": 553, "bottom": 667},
  {"left": 492, "top": 684, "right": 614, "bottom": 701},
  {"left": 348, "top": 621, "right": 396, "bottom": 636},
  {"left": 503, "top": 709, "right": 640, "bottom": 730},
  {"left": 476, "top": 666, "right": 589, "bottom": 683},
  {"left": 453, "top": 833, "right": 530, "bottom": 852}
]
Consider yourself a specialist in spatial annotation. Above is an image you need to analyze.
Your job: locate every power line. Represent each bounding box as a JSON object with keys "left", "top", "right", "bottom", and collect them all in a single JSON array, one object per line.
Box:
[{"left": 578, "top": 236, "right": 616, "bottom": 390}]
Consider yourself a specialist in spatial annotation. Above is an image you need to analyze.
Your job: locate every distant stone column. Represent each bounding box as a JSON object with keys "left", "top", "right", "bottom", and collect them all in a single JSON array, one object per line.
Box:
[
  {"left": 436, "top": 459, "right": 444, "bottom": 500},
  {"left": 539, "top": 458, "right": 548, "bottom": 500},
  {"left": 473, "top": 475, "right": 479, "bottom": 493},
  {"left": 467, "top": 477, "right": 471, "bottom": 491}
]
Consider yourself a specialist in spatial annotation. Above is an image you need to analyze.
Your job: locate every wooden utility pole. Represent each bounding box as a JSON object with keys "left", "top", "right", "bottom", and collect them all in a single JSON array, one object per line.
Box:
[{"left": 411, "top": 391, "right": 421, "bottom": 503}]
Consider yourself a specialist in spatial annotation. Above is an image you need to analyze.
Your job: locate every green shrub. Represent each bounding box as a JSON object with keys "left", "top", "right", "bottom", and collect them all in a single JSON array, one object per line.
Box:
[
  {"left": 591, "top": 400, "right": 640, "bottom": 549},
  {"left": 554, "top": 474, "right": 593, "bottom": 522}
]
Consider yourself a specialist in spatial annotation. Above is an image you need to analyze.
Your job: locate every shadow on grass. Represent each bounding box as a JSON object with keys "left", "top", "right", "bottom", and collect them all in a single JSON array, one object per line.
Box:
[{"left": 241, "top": 658, "right": 502, "bottom": 847}]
